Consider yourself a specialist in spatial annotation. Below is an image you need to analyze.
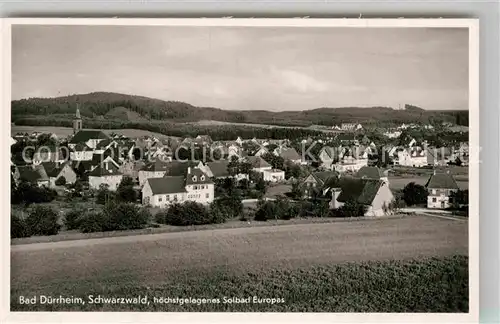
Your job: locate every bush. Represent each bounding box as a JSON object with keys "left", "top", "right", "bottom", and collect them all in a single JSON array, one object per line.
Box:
[
  {"left": 159, "top": 202, "right": 212, "bottom": 226},
  {"left": 403, "top": 182, "right": 428, "bottom": 206},
  {"left": 78, "top": 211, "right": 108, "bottom": 233},
  {"left": 332, "top": 199, "right": 368, "bottom": 218},
  {"left": 254, "top": 201, "right": 277, "bottom": 221},
  {"left": 11, "top": 210, "right": 30, "bottom": 238},
  {"left": 25, "top": 205, "right": 61, "bottom": 236},
  {"left": 12, "top": 181, "right": 58, "bottom": 205},
  {"left": 212, "top": 194, "right": 243, "bottom": 219},
  {"left": 55, "top": 176, "right": 66, "bottom": 186},
  {"left": 116, "top": 176, "right": 137, "bottom": 202},
  {"left": 104, "top": 202, "right": 151, "bottom": 231},
  {"left": 96, "top": 183, "right": 114, "bottom": 205},
  {"left": 64, "top": 208, "right": 85, "bottom": 230}
]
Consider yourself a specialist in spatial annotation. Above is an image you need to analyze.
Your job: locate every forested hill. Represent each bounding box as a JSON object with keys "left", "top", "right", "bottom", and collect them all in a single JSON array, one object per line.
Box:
[{"left": 11, "top": 92, "right": 469, "bottom": 127}]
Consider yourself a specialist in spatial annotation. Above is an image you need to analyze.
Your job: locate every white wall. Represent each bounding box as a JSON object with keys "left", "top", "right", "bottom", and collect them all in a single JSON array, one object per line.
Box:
[
  {"left": 138, "top": 170, "right": 166, "bottom": 187},
  {"left": 89, "top": 175, "right": 123, "bottom": 191}
]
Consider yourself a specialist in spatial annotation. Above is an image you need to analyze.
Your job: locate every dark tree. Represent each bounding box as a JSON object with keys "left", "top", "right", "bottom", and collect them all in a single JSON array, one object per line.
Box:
[
  {"left": 402, "top": 182, "right": 428, "bottom": 206},
  {"left": 116, "top": 176, "right": 137, "bottom": 202}
]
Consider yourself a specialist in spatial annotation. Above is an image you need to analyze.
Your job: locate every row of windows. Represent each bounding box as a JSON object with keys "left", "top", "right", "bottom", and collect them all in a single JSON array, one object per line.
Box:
[
  {"left": 187, "top": 193, "right": 210, "bottom": 199},
  {"left": 430, "top": 189, "right": 455, "bottom": 195},
  {"left": 158, "top": 194, "right": 181, "bottom": 202},
  {"left": 192, "top": 185, "right": 209, "bottom": 190},
  {"left": 431, "top": 198, "right": 453, "bottom": 203}
]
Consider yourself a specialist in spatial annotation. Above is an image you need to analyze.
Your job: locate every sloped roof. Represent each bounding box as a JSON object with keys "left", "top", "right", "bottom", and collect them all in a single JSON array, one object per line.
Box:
[
  {"left": 247, "top": 156, "right": 271, "bottom": 169},
  {"left": 185, "top": 168, "right": 213, "bottom": 185},
  {"left": 72, "top": 143, "right": 92, "bottom": 152},
  {"left": 69, "top": 130, "right": 109, "bottom": 144},
  {"left": 18, "top": 165, "right": 49, "bottom": 183},
  {"left": 276, "top": 147, "right": 301, "bottom": 161},
  {"left": 206, "top": 160, "right": 230, "bottom": 178},
  {"left": 336, "top": 133, "right": 356, "bottom": 141},
  {"left": 355, "top": 166, "right": 387, "bottom": 180},
  {"left": 88, "top": 162, "right": 122, "bottom": 177},
  {"left": 147, "top": 176, "right": 186, "bottom": 195},
  {"left": 336, "top": 179, "right": 384, "bottom": 205},
  {"left": 164, "top": 161, "right": 199, "bottom": 176},
  {"left": 312, "top": 171, "right": 340, "bottom": 186},
  {"left": 319, "top": 146, "right": 337, "bottom": 159},
  {"left": 141, "top": 159, "right": 171, "bottom": 172},
  {"left": 40, "top": 162, "right": 64, "bottom": 178},
  {"left": 425, "top": 172, "right": 459, "bottom": 189}
]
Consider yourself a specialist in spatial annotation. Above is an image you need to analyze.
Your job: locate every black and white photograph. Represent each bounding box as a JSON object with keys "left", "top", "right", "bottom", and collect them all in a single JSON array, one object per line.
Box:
[{"left": 5, "top": 19, "right": 478, "bottom": 317}]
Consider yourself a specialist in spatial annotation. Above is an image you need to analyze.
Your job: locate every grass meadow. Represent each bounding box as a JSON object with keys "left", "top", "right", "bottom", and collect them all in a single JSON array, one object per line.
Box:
[{"left": 11, "top": 216, "right": 468, "bottom": 312}]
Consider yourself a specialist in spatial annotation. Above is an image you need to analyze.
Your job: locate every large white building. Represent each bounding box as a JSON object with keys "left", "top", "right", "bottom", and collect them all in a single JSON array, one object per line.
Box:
[
  {"left": 88, "top": 160, "right": 123, "bottom": 191},
  {"left": 142, "top": 167, "right": 214, "bottom": 207}
]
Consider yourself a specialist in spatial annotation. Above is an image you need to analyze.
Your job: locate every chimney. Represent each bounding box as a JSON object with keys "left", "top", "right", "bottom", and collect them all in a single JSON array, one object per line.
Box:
[
  {"left": 433, "top": 169, "right": 437, "bottom": 175},
  {"left": 188, "top": 167, "right": 191, "bottom": 174}
]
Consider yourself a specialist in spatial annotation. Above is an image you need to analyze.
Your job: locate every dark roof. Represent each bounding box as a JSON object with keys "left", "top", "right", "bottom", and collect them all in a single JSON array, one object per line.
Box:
[
  {"left": 276, "top": 147, "right": 301, "bottom": 161},
  {"left": 355, "top": 166, "right": 387, "bottom": 180},
  {"left": 40, "top": 162, "right": 64, "bottom": 178},
  {"left": 141, "top": 159, "right": 171, "bottom": 172},
  {"left": 165, "top": 161, "right": 199, "bottom": 176},
  {"left": 312, "top": 171, "right": 340, "bottom": 186},
  {"left": 247, "top": 156, "right": 271, "bottom": 169},
  {"left": 185, "top": 168, "right": 213, "bottom": 185},
  {"left": 336, "top": 133, "right": 356, "bottom": 141},
  {"left": 320, "top": 146, "right": 337, "bottom": 159},
  {"left": 71, "top": 160, "right": 93, "bottom": 172},
  {"left": 72, "top": 143, "right": 92, "bottom": 152},
  {"left": 88, "top": 162, "right": 122, "bottom": 177},
  {"left": 147, "top": 176, "right": 186, "bottom": 195},
  {"left": 95, "top": 139, "right": 116, "bottom": 150},
  {"left": 425, "top": 172, "right": 459, "bottom": 189},
  {"left": 17, "top": 165, "right": 49, "bottom": 183},
  {"left": 69, "top": 130, "right": 109, "bottom": 144},
  {"left": 206, "top": 160, "right": 230, "bottom": 178},
  {"left": 336, "top": 179, "right": 384, "bottom": 205}
]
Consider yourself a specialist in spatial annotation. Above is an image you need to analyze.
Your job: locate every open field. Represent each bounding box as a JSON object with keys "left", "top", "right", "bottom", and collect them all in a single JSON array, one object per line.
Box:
[
  {"left": 187, "top": 119, "right": 337, "bottom": 133},
  {"left": 11, "top": 125, "right": 170, "bottom": 139},
  {"left": 11, "top": 215, "right": 468, "bottom": 311}
]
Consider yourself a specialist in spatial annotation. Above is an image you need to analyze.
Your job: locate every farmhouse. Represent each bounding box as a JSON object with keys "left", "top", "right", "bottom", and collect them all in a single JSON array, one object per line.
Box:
[
  {"left": 329, "top": 178, "right": 394, "bottom": 217},
  {"left": 142, "top": 167, "right": 214, "bottom": 207},
  {"left": 88, "top": 161, "right": 123, "bottom": 191},
  {"left": 425, "top": 171, "right": 460, "bottom": 209},
  {"left": 138, "top": 160, "right": 171, "bottom": 186},
  {"left": 302, "top": 171, "right": 340, "bottom": 198}
]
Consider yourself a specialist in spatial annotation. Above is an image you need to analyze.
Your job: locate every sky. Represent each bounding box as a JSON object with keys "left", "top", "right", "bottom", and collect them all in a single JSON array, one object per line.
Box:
[{"left": 12, "top": 25, "right": 469, "bottom": 111}]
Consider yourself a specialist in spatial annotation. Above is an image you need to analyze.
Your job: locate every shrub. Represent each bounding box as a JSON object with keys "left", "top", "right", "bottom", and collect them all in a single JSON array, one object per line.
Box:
[
  {"left": 96, "top": 183, "right": 114, "bottom": 205},
  {"left": 212, "top": 194, "right": 243, "bottom": 219},
  {"left": 78, "top": 211, "right": 108, "bottom": 233},
  {"left": 332, "top": 199, "right": 368, "bottom": 218},
  {"left": 12, "top": 181, "right": 58, "bottom": 205},
  {"left": 154, "top": 210, "right": 169, "bottom": 225},
  {"left": 55, "top": 176, "right": 66, "bottom": 186},
  {"left": 11, "top": 210, "right": 30, "bottom": 238},
  {"left": 254, "top": 201, "right": 277, "bottom": 221},
  {"left": 104, "top": 202, "right": 151, "bottom": 231},
  {"left": 161, "top": 202, "right": 212, "bottom": 226},
  {"left": 116, "top": 176, "right": 137, "bottom": 202},
  {"left": 64, "top": 208, "right": 85, "bottom": 230},
  {"left": 25, "top": 205, "right": 61, "bottom": 236},
  {"left": 402, "top": 182, "right": 428, "bottom": 206}
]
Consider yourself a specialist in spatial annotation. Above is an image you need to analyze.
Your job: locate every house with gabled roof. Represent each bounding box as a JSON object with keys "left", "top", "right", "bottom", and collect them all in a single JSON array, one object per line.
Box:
[
  {"left": 88, "top": 161, "right": 123, "bottom": 191},
  {"left": 318, "top": 146, "right": 340, "bottom": 170},
  {"left": 246, "top": 156, "right": 272, "bottom": 173},
  {"left": 41, "top": 162, "right": 77, "bottom": 187},
  {"left": 69, "top": 130, "right": 109, "bottom": 150},
  {"left": 329, "top": 178, "right": 394, "bottom": 217},
  {"left": 273, "top": 146, "right": 303, "bottom": 165},
  {"left": 142, "top": 167, "right": 214, "bottom": 207},
  {"left": 301, "top": 171, "right": 340, "bottom": 198},
  {"left": 425, "top": 170, "right": 460, "bottom": 209},
  {"left": 198, "top": 160, "right": 249, "bottom": 181},
  {"left": 334, "top": 145, "right": 369, "bottom": 173},
  {"left": 355, "top": 166, "right": 389, "bottom": 184},
  {"left": 138, "top": 159, "right": 171, "bottom": 186},
  {"left": 15, "top": 165, "right": 50, "bottom": 187}
]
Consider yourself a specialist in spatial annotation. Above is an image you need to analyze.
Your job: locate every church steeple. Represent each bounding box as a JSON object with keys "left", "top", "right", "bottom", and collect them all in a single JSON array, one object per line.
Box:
[{"left": 73, "top": 103, "right": 82, "bottom": 134}]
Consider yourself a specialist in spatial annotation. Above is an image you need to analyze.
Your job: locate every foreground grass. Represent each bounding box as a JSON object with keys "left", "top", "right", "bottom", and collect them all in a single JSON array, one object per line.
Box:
[{"left": 11, "top": 255, "right": 468, "bottom": 312}]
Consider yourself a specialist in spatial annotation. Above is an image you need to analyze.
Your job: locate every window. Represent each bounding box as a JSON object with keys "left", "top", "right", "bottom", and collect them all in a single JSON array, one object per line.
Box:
[
  {"left": 192, "top": 176, "right": 197, "bottom": 182},
  {"left": 201, "top": 175, "right": 205, "bottom": 181},
  {"left": 194, "top": 185, "right": 198, "bottom": 190},
  {"left": 206, "top": 193, "right": 209, "bottom": 198},
  {"left": 432, "top": 198, "right": 437, "bottom": 202},
  {"left": 158, "top": 197, "right": 162, "bottom": 202},
  {"left": 166, "top": 195, "right": 170, "bottom": 201}
]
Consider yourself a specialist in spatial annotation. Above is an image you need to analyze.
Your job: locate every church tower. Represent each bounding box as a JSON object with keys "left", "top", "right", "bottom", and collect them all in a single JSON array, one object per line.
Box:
[{"left": 73, "top": 104, "right": 83, "bottom": 134}]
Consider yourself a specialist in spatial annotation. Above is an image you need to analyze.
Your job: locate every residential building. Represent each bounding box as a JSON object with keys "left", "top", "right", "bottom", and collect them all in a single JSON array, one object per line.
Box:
[
  {"left": 41, "top": 162, "right": 77, "bottom": 187},
  {"left": 329, "top": 178, "right": 394, "bottom": 217},
  {"left": 355, "top": 166, "right": 389, "bottom": 184},
  {"left": 340, "top": 123, "right": 363, "bottom": 131},
  {"left": 334, "top": 146, "right": 369, "bottom": 173},
  {"left": 263, "top": 169, "right": 285, "bottom": 182},
  {"left": 69, "top": 130, "right": 110, "bottom": 150},
  {"left": 69, "top": 143, "right": 93, "bottom": 161},
  {"left": 246, "top": 156, "right": 272, "bottom": 173},
  {"left": 198, "top": 160, "right": 248, "bottom": 181},
  {"left": 427, "top": 147, "right": 453, "bottom": 166},
  {"left": 142, "top": 167, "right": 214, "bottom": 207},
  {"left": 302, "top": 171, "right": 340, "bottom": 198},
  {"left": 15, "top": 165, "right": 50, "bottom": 187},
  {"left": 425, "top": 171, "right": 460, "bottom": 209},
  {"left": 138, "top": 160, "right": 171, "bottom": 186},
  {"left": 88, "top": 161, "right": 123, "bottom": 191},
  {"left": 318, "top": 146, "right": 339, "bottom": 170},
  {"left": 273, "top": 146, "right": 303, "bottom": 164},
  {"left": 395, "top": 147, "right": 427, "bottom": 167},
  {"left": 254, "top": 147, "right": 269, "bottom": 157}
]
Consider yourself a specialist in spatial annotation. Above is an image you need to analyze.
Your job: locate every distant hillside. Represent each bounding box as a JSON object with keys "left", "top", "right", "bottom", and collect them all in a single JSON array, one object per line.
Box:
[{"left": 11, "top": 91, "right": 469, "bottom": 127}]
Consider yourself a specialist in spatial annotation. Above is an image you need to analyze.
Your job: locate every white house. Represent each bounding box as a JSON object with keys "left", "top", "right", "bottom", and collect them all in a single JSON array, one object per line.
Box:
[
  {"left": 334, "top": 146, "right": 369, "bottom": 173},
  {"left": 263, "top": 169, "right": 285, "bottom": 182},
  {"left": 329, "top": 179, "right": 394, "bottom": 217},
  {"left": 70, "top": 143, "right": 94, "bottom": 161},
  {"left": 88, "top": 161, "right": 123, "bottom": 191},
  {"left": 69, "top": 130, "right": 110, "bottom": 150},
  {"left": 425, "top": 171, "right": 460, "bottom": 209},
  {"left": 142, "top": 167, "right": 214, "bottom": 207},
  {"left": 395, "top": 147, "right": 427, "bottom": 167},
  {"left": 138, "top": 160, "right": 171, "bottom": 186},
  {"left": 41, "top": 162, "right": 78, "bottom": 187}
]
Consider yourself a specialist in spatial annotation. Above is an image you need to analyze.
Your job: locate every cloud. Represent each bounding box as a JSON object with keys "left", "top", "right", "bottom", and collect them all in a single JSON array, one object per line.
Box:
[{"left": 275, "top": 68, "right": 330, "bottom": 93}]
